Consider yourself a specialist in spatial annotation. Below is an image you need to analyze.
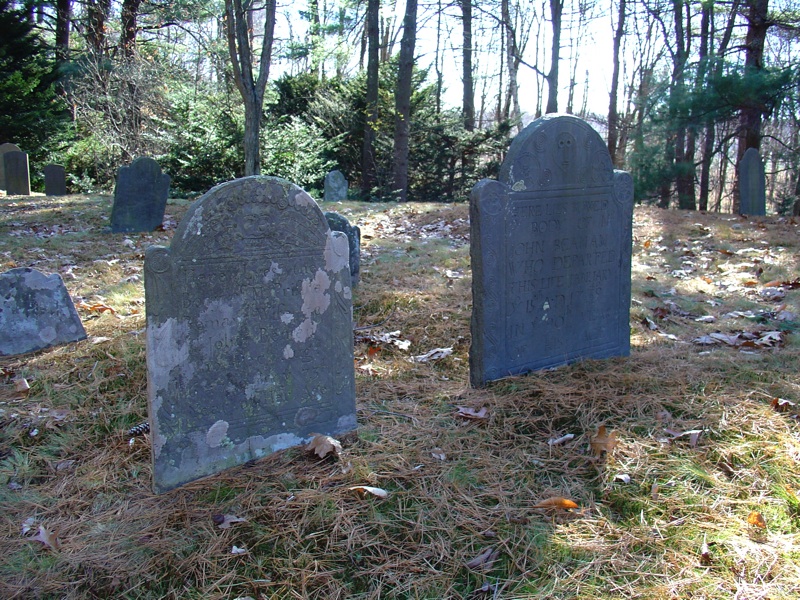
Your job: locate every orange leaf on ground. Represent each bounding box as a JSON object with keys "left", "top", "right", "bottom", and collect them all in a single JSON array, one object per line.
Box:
[
  {"left": 532, "top": 496, "right": 579, "bottom": 510},
  {"left": 747, "top": 511, "right": 767, "bottom": 529},
  {"left": 306, "top": 434, "right": 343, "bottom": 459},
  {"left": 349, "top": 485, "right": 389, "bottom": 499},
  {"left": 590, "top": 425, "right": 619, "bottom": 456},
  {"left": 29, "top": 525, "right": 60, "bottom": 551}
]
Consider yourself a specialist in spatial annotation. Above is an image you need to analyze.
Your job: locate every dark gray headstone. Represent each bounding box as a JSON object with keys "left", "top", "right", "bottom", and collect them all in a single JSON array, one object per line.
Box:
[
  {"left": 470, "top": 114, "right": 634, "bottom": 387},
  {"left": 111, "top": 157, "right": 170, "bottom": 233},
  {"left": 739, "top": 148, "right": 766, "bottom": 216},
  {"left": 145, "top": 176, "right": 356, "bottom": 493},
  {"left": 324, "top": 169, "right": 348, "bottom": 202},
  {"left": 43, "top": 164, "right": 67, "bottom": 196},
  {"left": 4, "top": 151, "right": 31, "bottom": 196},
  {"left": 0, "top": 268, "right": 87, "bottom": 356},
  {"left": 0, "top": 142, "right": 21, "bottom": 191},
  {"left": 324, "top": 211, "right": 360, "bottom": 286}
]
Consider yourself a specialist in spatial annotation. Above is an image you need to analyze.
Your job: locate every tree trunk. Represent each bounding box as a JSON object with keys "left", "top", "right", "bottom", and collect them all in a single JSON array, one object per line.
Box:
[
  {"left": 393, "top": 0, "right": 418, "bottom": 202},
  {"left": 545, "top": 0, "right": 563, "bottom": 114},
  {"left": 120, "top": 0, "right": 142, "bottom": 57},
  {"left": 734, "top": 0, "right": 770, "bottom": 213},
  {"left": 461, "top": 0, "right": 475, "bottom": 131},
  {"left": 225, "top": 0, "right": 277, "bottom": 176},
  {"left": 502, "top": 0, "right": 521, "bottom": 131},
  {"left": 55, "top": 0, "right": 71, "bottom": 65},
  {"left": 607, "top": 0, "right": 626, "bottom": 165},
  {"left": 361, "top": 0, "right": 380, "bottom": 198},
  {"left": 86, "top": 0, "right": 111, "bottom": 55}
]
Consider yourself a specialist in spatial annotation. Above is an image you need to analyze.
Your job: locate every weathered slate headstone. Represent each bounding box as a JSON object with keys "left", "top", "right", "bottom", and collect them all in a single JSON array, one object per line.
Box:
[
  {"left": 0, "top": 268, "right": 87, "bottom": 356},
  {"left": 739, "top": 148, "right": 766, "bottom": 216},
  {"left": 43, "top": 164, "right": 67, "bottom": 196},
  {"left": 325, "top": 211, "right": 360, "bottom": 286},
  {"left": 145, "top": 176, "right": 356, "bottom": 493},
  {"left": 324, "top": 169, "right": 348, "bottom": 202},
  {"left": 0, "top": 142, "right": 21, "bottom": 191},
  {"left": 470, "top": 114, "right": 634, "bottom": 387},
  {"left": 4, "top": 151, "right": 31, "bottom": 196},
  {"left": 111, "top": 157, "right": 170, "bottom": 233}
]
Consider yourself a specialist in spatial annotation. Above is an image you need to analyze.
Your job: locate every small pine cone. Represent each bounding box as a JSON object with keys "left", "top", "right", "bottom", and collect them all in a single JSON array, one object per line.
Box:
[{"left": 127, "top": 421, "right": 150, "bottom": 436}]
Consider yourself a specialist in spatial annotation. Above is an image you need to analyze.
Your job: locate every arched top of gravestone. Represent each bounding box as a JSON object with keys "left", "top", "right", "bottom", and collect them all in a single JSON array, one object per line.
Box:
[
  {"left": 172, "top": 176, "right": 330, "bottom": 260},
  {"left": 499, "top": 113, "right": 614, "bottom": 192},
  {"left": 119, "top": 156, "right": 170, "bottom": 184},
  {"left": 0, "top": 143, "right": 21, "bottom": 154}
]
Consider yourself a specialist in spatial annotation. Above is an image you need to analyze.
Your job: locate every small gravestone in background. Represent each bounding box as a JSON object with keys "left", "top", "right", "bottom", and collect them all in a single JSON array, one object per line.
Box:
[
  {"left": 0, "top": 268, "right": 87, "bottom": 356},
  {"left": 0, "top": 142, "right": 21, "bottom": 191},
  {"left": 43, "top": 164, "right": 67, "bottom": 196},
  {"left": 325, "top": 211, "right": 360, "bottom": 286},
  {"left": 4, "top": 150, "right": 31, "bottom": 196},
  {"left": 324, "top": 169, "right": 348, "bottom": 202},
  {"left": 739, "top": 148, "right": 767, "bottom": 216},
  {"left": 111, "top": 157, "right": 170, "bottom": 233},
  {"left": 470, "top": 114, "right": 635, "bottom": 387},
  {"left": 145, "top": 176, "right": 356, "bottom": 493}
]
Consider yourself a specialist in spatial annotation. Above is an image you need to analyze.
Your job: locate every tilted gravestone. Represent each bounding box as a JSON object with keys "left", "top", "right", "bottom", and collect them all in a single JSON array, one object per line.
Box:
[
  {"left": 470, "top": 114, "right": 635, "bottom": 387},
  {"left": 739, "top": 148, "right": 766, "bottom": 216},
  {"left": 111, "top": 157, "right": 170, "bottom": 233},
  {"left": 4, "top": 151, "right": 31, "bottom": 196},
  {"left": 0, "top": 142, "right": 21, "bottom": 191},
  {"left": 0, "top": 268, "right": 87, "bottom": 356},
  {"left": 43, "top": 164, "right": 67, "bottom": 196},
  {"left": 145, "top": 176, "right": 356, "bottom": 493},
  {"left": 325, "top": 211, "right": 360, "bottom": 286},
  {"left": 324, "top": 169, "right": 348, "bottom": 202}
]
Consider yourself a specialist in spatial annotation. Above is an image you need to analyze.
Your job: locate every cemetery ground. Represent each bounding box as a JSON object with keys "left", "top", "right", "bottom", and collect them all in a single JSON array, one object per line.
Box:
[{"left": 1, "top": 194, "right": 800, "bottom": 600}]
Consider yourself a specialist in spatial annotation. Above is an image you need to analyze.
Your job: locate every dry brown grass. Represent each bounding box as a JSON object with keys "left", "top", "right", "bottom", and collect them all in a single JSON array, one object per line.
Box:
[{"left": 1, "top": 196, "right": 800, "bottom": 599}]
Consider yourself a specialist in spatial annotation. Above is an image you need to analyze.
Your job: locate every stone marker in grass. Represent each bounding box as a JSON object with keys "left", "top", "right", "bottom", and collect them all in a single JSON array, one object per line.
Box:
[
  {"left": 145, "top": 176, "right": 356, "bottom": 493},
  {"left": 0, "top": 142, "right": 21, "bottom": 191},
  {"left": 43, "top": 164, "right": 67, "bottom": 196},
  {"left": 469, "top": 114, "right": 635, "bottom": 387},
  {"left": 0, "top": 267, "right": 86, "bottom": 356},
  {"left": 111, "top": 157, "right": 170, "bottom": 233},
  {"left": 4, "top": 150, "right": 31, "bottom": 196},
  {"left": 324, "top": 169, "right": 348, "bottom": 202},
  {"left": 324, "top": 211, "right": 360, "bottom": 286}
]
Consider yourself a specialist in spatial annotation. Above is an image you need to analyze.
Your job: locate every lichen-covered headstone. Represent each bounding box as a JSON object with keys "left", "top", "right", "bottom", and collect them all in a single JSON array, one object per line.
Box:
[
  {"left": 0, "top": 142, "right": 21, "bottom": 191},
  {"left": 470, "top": 114, "right": 634, "bottom": 387},
  {"left": 43, "top": 164, "right": 67, "bottom": 196},
  {"left": 0, "top": 268, "right": 87, "bottom": 356},
  {"left": 111, "top": 157, "right": 170, "bottom": 233},
  {"left": 739, "top": 148, "right": 766, "bottom": 216},
  {"left": 145, "top": 176, "right": 356, "bottom": 493},
  {"left": 324, "top": 170, "right": 348, "bottom": 202},
  {"left": 325, "top": 211, "right": 360, "bottom": 286},
  {"left": 4, "top": 150, "right": 31, "bottom": 196}
]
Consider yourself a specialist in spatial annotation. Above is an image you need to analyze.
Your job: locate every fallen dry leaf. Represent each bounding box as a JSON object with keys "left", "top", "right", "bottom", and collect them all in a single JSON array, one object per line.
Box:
[
  {"left": 349, "top": 485, "right": 389, "bottom": 499},
  {"left": 306, "top": 434, "right": 343, "bottom": 459},
  {"left": 456, "top": 406, "right": 489, "bottom": 420},
  {"left": 747, "top": 511, "right": 767, "bottom": 529},
  {"left": 699, "top": 534, "right": 712, "bottom": 566},
  {"left": 651, "top": 482, "right": 659, "bottom": 501},
  {"left": 547, "top": 433, "right": 575, "bottom": 446},
  {"left": 29, "top": 524, "right": 60, "bottom": 551},
  {"left": 431, "top": 448, "right": 446, "bottom": 461},
  {"left": 532, "top": 496, "right": 579, "bottom": 510},
  {"left": 465, "top": 546, "right": 501, "bottom": 571},
  {"left": 590, "top": 425, "right": 619, "bottom": 456},
  {"left": 14, "top": 378, "right": 30, "bottom": 398},
  {"left": 231, "top": 545, "right": 247, "bottom": 555},
  {"left": 213, "top": 514, "right": 247, "bottom": 529},
  {"left": 770, "top": 397, "right": 796, "bottom": 413},
  {"left": 413, "top": 347, "right": 453, "bottom": 362}
]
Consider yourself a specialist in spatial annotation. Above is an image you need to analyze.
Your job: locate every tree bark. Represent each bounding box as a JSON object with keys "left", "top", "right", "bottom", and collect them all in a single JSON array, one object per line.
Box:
[
  {"left": 55, "top": 0, "right": 71, "bottom": 65},
  {"left": 545, "top": 0, "right": 563, "bottom": 114},
  {"left": 120, "top": 0, "right": 142, "bottom": 58},
  {"left": 501, "top": 0, "right": 521, "bottom": 132},
  {"left": 393, "top": 0, "right": 418, "bottom": 202},
  {"left": 86, "top": 0, "right": 111, "bottom": 56},
  {"left": 607, "top": 0, "right": 626, "bottom": 165},
  {"left": 361, "top": 0, "right": 380, "bottom": 198},
  {"left": 461, "top": 0, "right": 475, "bottom": 131},
  {"left": 225, "top": 0, "right": 277, "bottom": 176}
]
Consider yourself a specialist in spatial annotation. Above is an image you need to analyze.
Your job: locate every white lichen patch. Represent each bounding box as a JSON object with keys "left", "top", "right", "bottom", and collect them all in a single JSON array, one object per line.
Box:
[
  {"left": 206, "top": 420, "right": 229, "bottom": 448},
  {"left": 294, "top": 190, "right": 315, "bottom": 207},
  {"left": 335, "top": 281, "right": 342, "bottom": 293},
  {"left": 301, "top": 269, "right": 331, "bottom": 317},
  {"left": 182, "top": 204, "right": 205, "bottom": 238},
  {"left": 512, "top": 180, "right": 526, "bottom": 192},
  {"left": 283, "top": 344, "right": 294, "bottom": 359},
  {"left": 280, "top": 312, "right": 294, "bottom": 324},
  {"left": 343, "top": 286, "right": 352, "bottom": 300},
  {"left": 292, "top": 318, "right": 318, "bottom": 343},
  {"left": 38, "top": 326, "right": 56, "bottom": 344},
  {"left": 147, "top": 318, "right": 192, "bottom": 392},
  {"left": 264, "top": 261, "right": 283, "bottom": 283},
  {"left": 245, "top": 372, "right": 274, "bottom": 400},
  {"left": 324, "top": 232, "right": 350, "bottom": 273}
]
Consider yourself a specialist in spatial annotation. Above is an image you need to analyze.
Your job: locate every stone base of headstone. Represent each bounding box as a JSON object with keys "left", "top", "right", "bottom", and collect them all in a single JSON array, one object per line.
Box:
[{"left": 0, "top": 268, "right": 87, "bottom": 356}]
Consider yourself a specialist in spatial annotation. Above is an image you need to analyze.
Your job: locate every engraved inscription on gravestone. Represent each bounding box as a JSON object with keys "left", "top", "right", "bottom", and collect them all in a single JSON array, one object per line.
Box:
[
  {"left": 44, "top": 164, "right": 67, "bottom": 196},
  {"left": 111, "top": 157, "right": 170, "bottom": 233},
  {"left": 470, "top": 114, "right": 634, "bottom": 387},
  {"left": 739, "top": 148, "right": 766, "bottom": 216},
  {"left": 145, "top": 176, "right": 357, "bottom": 493},
  {"left": 0, "top": 267, "right": 87, "bottom": 356},
  {"left": 0, "top": 142, "right": 21, "bottom": 191}
]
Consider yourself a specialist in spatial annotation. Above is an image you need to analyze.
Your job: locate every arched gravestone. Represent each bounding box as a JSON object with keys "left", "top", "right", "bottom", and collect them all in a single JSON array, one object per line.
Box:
[
  {"left": 111, "top": 157, "right": 170, "bottom": 233},
  {"left": 470, "top": 114, "right": 635, "bottom": 387},
  {"left": 145, "top": 176, "right": 356, "bottom": 493},
  {"left": 0, "top": 142, "right": 21, "bottom": 191}
]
